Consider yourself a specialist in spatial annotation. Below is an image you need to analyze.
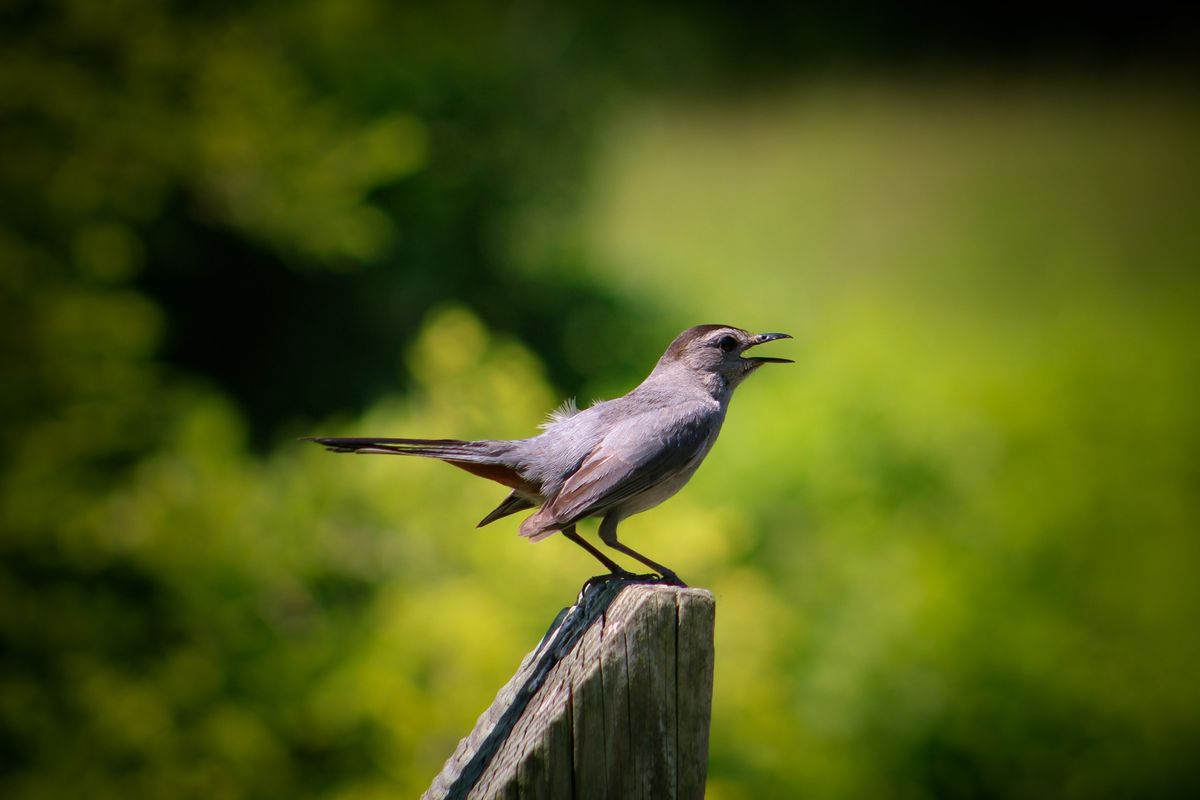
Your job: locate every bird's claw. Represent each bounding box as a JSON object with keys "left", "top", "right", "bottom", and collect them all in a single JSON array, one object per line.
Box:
[
  {"left": 578, "top": 571, "right": 633, "bottom": 597},
  {"left": 578, "top": 570, "right": 687, "bottom": 599},
  {"left": 655, "top": 571, "right": 688, "bottom": 587}
]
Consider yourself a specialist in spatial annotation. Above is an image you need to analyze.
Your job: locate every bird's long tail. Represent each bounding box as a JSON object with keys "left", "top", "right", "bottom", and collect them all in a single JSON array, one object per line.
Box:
[
  {"left": 304, "top": 436, "right": 536, "bottom": 495},
  {"left": 305, "top": 436, "right": 497, "bottom": 460}
]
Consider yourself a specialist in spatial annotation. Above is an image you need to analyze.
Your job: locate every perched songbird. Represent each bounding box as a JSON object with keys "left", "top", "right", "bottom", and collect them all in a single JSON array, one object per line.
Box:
[{"left": 307, "top": 324, "right": 791, "bottom": 585}]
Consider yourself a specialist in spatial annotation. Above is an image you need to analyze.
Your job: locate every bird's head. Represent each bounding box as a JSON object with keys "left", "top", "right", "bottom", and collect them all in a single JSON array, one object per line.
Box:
[{"left": 656, "top": 324, "right": 793, "bottom": 391}]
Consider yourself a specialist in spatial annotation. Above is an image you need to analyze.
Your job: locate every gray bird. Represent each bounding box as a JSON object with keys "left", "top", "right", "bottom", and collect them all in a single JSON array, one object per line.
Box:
[{"left": 307, "top": 324, "right": 791, "bottom": 585}]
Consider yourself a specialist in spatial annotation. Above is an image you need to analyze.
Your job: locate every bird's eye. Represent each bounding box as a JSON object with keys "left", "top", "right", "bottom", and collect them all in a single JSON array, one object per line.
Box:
[{"left": 717, "top": 335, "right": 738, "bottom": 353}]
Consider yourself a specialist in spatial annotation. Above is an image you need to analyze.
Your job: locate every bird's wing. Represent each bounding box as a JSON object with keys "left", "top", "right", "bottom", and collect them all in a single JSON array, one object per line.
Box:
[{"left": 537, "top": 404, "right": 716, "bottom": 527}]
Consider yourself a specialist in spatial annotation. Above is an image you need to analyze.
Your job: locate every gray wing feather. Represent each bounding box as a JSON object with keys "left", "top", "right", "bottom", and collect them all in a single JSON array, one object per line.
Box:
[{"left": 541, "top": 406, "right": 715, "bottom": 525}]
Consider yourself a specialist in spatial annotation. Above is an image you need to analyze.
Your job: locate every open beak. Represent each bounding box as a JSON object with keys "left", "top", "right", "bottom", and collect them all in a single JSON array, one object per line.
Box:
[{"left": 742, "top": 332, "right": 794, "bottom": 364}]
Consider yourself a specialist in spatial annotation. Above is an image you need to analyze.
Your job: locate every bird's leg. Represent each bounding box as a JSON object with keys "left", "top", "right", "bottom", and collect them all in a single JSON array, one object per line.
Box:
[
  {"left": 561, "top": 525, "right": 634, "bottom": 579},
  {"left": 598, "top": 514, "right": 688, "bottom": 587}
]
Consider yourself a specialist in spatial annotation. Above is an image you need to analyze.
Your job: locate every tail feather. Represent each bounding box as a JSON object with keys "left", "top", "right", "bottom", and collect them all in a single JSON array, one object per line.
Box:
[
  {"left": 304, "top": 436, "right": 538, "bottom": 495},
  {"left": 477, "top": 491, "right": 537, "bottom": 527},
  {"left": 304, "top": 436, "right": 494, "bottom": 462}
]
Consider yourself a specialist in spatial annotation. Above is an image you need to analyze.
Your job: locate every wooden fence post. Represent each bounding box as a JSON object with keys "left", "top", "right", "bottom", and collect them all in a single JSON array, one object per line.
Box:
[{"left": 422, "top": 580, "right": 716, "bottom": 800}]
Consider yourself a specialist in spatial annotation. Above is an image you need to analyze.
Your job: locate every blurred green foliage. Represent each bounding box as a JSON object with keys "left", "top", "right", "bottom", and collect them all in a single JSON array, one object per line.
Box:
[
  {"left": 583, "top": 82, "right": 1200, "bottom": 798},
  {"left": 3, "top": 0, "right": 1200, "bottom": 798},
  {"left": 0, "top": 0, "right": 677, "bottom": 449}
]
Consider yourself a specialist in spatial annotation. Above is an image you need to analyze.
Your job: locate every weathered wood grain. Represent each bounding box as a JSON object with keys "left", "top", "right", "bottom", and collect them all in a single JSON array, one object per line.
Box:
[
  {"left": 422, "top": 579, "right": 716, "bottom": 800},
  {"left": 675, "top": 587, "right": 716, "bottom": 800}
]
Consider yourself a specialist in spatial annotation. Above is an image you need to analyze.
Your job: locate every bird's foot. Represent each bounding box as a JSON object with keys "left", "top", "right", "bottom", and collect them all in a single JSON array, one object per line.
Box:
[
  {"left": 578, "top": 571, "right": 632, "bottom": 596},
  {"left": 578, "top": 570, "right": 686, "bottom": 600},
  {"left": 578, "top": 570, "right": 661, "bottom": 594},
  {"left": 655, "top": 571, "right": 688, "bottom": 587}
]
